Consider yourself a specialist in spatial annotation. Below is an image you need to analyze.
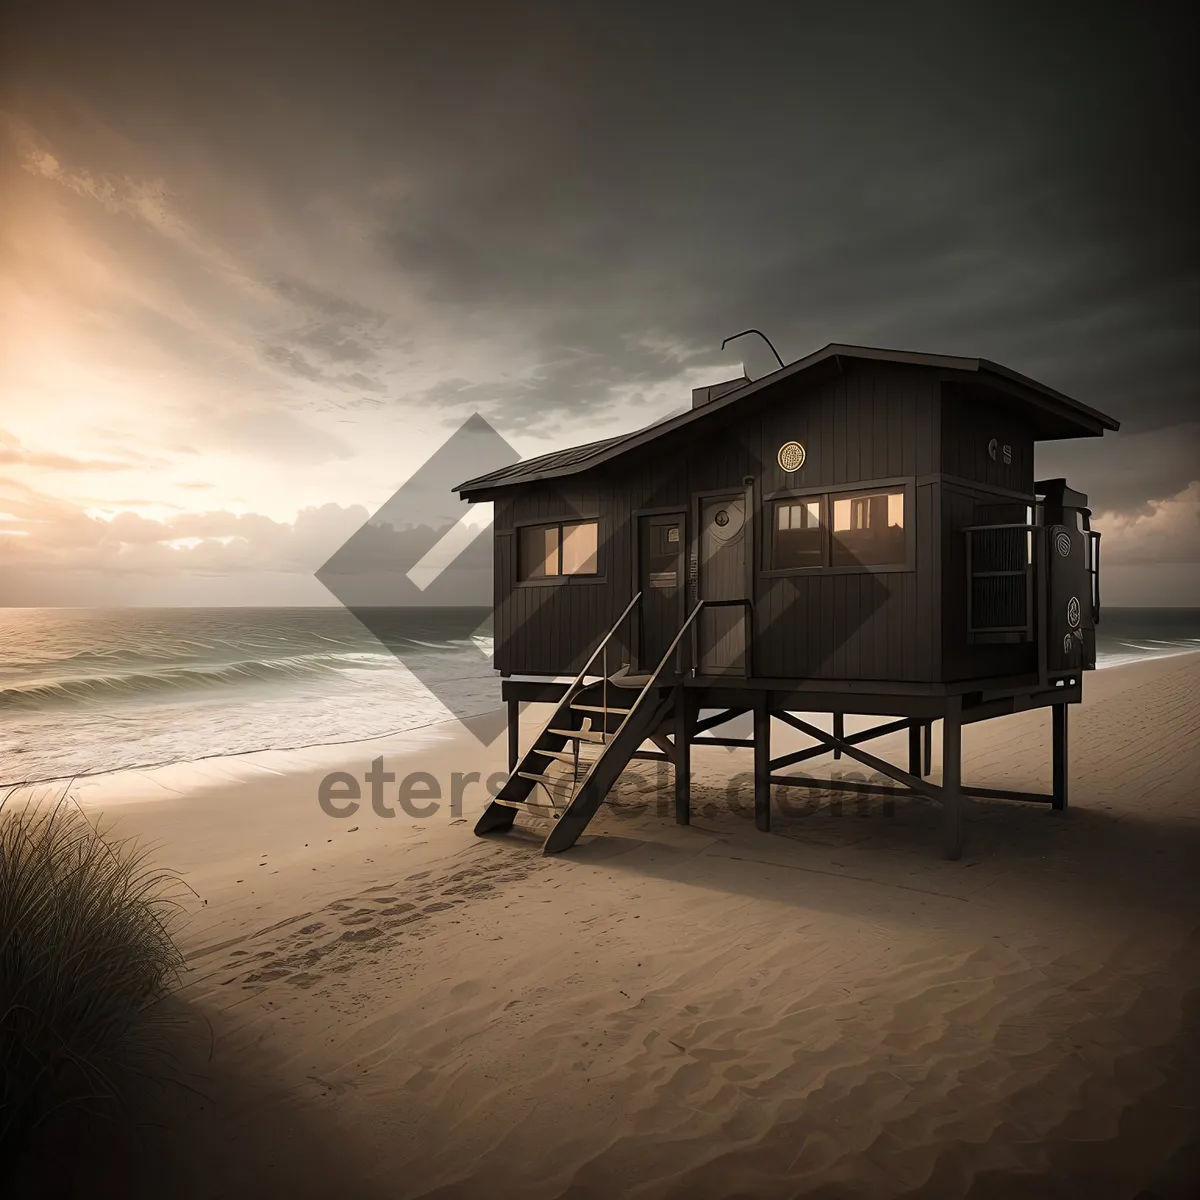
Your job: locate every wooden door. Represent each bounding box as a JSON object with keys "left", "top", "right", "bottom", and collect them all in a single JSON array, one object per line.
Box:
[{"left": 636, "top": 513, "right": 685, "bottom": 671}]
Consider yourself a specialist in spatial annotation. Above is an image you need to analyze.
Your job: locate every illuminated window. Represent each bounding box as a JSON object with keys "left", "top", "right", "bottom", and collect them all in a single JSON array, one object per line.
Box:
[
  {"left": 519, "top": 521, "right": 599, "bottom": 580},
  {"left": 770, "top": 498, "right": 824, "bottom": 569},
  {"left": 561, "top": 521, "right": 598, "bottom": 574},
  {"left": 830, "top": 488, "right": 906, "bottom": 567}
]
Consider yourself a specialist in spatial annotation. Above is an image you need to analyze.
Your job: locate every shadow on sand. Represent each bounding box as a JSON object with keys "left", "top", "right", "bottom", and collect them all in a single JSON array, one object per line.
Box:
[
  {"left": 8, "top": 996, "right": 395, "bottom": 1200},
  {"left": 560, "top": 778, "right": 1200, "bottom": 915}
]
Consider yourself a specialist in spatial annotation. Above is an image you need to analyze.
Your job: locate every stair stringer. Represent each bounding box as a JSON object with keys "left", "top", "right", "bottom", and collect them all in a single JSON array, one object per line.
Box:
[
  {"left": 540, "top": 687, "right": 675, "bottom": 854},
  {"left": 474, "top": 680, "right": 603, "bottom": 835}
]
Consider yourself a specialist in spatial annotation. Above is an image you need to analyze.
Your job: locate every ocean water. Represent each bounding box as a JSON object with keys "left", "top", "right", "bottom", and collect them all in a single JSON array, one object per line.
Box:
[
  {"left": 1092, "top": 607, "right": 1200, "bottom": 668},
  {"left": 1, "top": 606, "right": 1196, "bottom": 787},
  {"left": 0, "top": 607, "right": 497, "bottom": 787}
]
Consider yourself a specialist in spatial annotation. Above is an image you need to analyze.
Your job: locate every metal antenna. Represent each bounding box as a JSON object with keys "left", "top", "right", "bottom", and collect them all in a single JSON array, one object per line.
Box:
[{"left": 721, "top": 328, "right": 785, "bottom": 372}]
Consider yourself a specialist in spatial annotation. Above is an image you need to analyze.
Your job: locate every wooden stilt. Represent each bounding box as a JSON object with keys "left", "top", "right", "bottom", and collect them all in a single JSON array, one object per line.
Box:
[
  {"left": 832, "top": 712, "right": 844, "bottom": 760},
  {"left": 923, "top": 720, "right": 933, "bottom": 776},
  {"left": 908, "top": 720, "right": 922, "bottom": 776},
  {"left": 942, "top": 695, "right": 962, "bottom": 860},
  {"left": 507, "top": 697, "right": 520, "bottom": 772},
  {"left": 754, "top": 694, "right": 771, "bottom": 832},
  {"left": 674, "top": 685, "right": 691, "bottom": 825},
  {"left": 1052, "top": 702, "right": 1069, "bottom": 811}
]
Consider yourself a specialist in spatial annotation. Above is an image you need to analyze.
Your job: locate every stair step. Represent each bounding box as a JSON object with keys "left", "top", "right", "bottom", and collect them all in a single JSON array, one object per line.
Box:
[
  {"left": 517, "top": 770, "right": 573, "bottom": 787},
  {"left": 571, "top": 703, "right": 633, "bottom": 715},
  {"left": 492, "top": 797, "right": 561, "bottom": 818},
  {"left": 539, "top": 749, "right": 601, "bottom": 765},
  {"left": 548, "top": 727, "right": 607, "bottom": 742}
]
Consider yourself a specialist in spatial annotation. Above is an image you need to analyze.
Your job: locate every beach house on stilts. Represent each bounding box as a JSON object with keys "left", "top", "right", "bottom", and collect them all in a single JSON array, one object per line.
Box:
[{"left": 454, "top": 343, "right": 1120, "bottom": 859}]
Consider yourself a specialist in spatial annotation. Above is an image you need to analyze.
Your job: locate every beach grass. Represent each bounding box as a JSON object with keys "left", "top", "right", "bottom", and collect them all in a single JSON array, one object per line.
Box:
[{"left": 0, "top": 789, "right": 186, "bottom": 1178}]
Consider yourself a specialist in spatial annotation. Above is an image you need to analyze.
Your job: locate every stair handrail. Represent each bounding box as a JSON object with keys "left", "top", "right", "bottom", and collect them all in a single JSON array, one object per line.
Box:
[
  {"left": 552, "top": 599, "right": 710, "bottom": 805},
  {"left": 496, "top": 592, "right": 642, "bottom": 807},
  {"left": 649, "top": 598, "right": 708, "bottom": 683},
  {"left": 562, "top": 591, "right": 643, "bottom": 706}
]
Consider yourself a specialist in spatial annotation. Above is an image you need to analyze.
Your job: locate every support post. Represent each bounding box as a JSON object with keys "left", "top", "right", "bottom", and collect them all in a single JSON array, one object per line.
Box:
[
  {"left": 832, "top": 712, "right": 844, "bottom": 760},
  {"left": 507, "top": 698, "right": 520, "bottom": 772},
  {"left": 1052, "top": 701, "right": 1069, "bottom": 811},
  {"left": 674, "top": 685, "right": 691, "bottom": 825},
  {"left": 908, "top": 720, "right": 922, "bottom": 777},
  {"left": 754, "top": 694, "right": 771, "bottom": 832},
  {"left": 942, "top": 694, "right": 962, "bottom": 860},
  {"left": 923, "top": 720, "right": 933, "bottom": 776}
]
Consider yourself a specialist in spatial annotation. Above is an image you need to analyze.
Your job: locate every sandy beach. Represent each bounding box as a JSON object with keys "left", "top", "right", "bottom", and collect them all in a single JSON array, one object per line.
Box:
[{"left": 12, "top": 651, "right": 1200, "bottom": 1199}]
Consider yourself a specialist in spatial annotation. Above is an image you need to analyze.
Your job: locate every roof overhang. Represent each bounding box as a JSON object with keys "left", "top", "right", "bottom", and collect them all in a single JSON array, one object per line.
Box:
[{"left": 455, "top": 343, "right": 1120, "bottom": 499}]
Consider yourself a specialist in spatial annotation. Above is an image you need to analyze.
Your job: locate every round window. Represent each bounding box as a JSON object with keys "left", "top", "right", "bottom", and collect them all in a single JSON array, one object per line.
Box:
[{"left": 714, "top": 509, "right": 730, "bottom": 527}]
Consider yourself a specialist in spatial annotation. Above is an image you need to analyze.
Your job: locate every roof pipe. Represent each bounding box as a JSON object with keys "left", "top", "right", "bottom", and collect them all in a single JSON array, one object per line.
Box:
[{"left": 720, "top": 328, "right": 785, "bottom": 375}]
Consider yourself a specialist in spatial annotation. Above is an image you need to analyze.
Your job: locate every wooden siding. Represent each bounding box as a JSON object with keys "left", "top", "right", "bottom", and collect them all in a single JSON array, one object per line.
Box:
[
  {"left": 937, "top": 385, "right": 1037, "bottom": 682},
  {"left": 492, "top": 359, "right": 945, "bottom": 683},
  {"left": 941, "top": 383, "right": 1035, "bottom": 495}
]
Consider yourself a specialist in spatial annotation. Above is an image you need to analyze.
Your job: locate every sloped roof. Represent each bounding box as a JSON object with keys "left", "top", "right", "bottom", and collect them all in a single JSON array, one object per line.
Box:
[{"left": 456, "top": 342, "right": 1120, "bottom": 497}]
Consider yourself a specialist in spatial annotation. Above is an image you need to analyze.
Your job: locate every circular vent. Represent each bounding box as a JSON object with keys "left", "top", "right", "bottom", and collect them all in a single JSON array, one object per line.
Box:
[{"left": 777, "top": 441, "right": 806, "bottom": 472}]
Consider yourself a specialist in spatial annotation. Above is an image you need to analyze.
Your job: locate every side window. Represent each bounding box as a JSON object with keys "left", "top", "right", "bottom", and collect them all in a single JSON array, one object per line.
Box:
[
  {"left": 770, "top": 498, "right": 824, "bottom": 569},
  {"left": 519, "top": 524, "right": 559, "bottom": 580},
  {"left": 518, "top": 521, "right": 600, "bottom": 581},
  {"left": 830, "top": 488, "right": 906, "bottom": 567},
  {"left": 560, "top": 521, "right": 598, "bottom": 574}
]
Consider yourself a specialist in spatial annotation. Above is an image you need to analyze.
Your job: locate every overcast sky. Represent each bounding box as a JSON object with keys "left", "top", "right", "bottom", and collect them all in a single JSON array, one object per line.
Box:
[{"left": 1, "top": 0, "right": 1195, "bottom": 606}]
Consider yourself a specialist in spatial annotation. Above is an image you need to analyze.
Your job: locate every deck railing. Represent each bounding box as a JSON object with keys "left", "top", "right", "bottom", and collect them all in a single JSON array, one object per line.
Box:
[{"left": 964, "top": 523, "right": 1039, "bottom": 640}]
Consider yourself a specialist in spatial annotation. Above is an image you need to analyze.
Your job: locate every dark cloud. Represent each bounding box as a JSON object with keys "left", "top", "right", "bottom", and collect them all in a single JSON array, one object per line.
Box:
[{"left": 4, "top": 0, "right": 1195, "bottom": 577}]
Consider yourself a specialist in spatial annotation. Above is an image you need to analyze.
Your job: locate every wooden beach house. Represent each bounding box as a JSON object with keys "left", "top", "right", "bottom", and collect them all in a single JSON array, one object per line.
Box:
[{"left": 454, "top": 343, "right": 1120, "bottom": 858}]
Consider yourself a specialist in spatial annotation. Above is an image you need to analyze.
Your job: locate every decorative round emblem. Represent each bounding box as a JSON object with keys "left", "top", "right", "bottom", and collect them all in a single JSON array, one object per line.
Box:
[
  {"left": 1051, "top": 526, "right": 1072, "bottom": 557},
  {"left": 714, "top": 509, "right": 730, "bottom": 527},
  {"left": 1066, "top": 596, "right": 1080, "bottom": 628},
  {"left": 777, "top": 441, "right": 806, "bottom": 472}
]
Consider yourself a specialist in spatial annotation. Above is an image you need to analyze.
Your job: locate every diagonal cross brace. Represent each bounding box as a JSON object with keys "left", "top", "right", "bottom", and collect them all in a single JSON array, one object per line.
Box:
[
  {"left": 769, "top": 716, "right": 912, "bottom": 773},
  {"left": 774, "top": 712, "right": 948, "bottom": 805}
]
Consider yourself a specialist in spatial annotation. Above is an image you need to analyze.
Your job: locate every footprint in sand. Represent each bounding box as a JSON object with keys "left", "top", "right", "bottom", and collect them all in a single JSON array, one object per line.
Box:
[
  {"left": 245, "top": 967, "right": 291, "bottom": 983},
  {"left": 340, "top": 927, "right": 383, "bottom": 942},
  {"left": 383, "top": 912, "right": 426, "bottom": 929}
]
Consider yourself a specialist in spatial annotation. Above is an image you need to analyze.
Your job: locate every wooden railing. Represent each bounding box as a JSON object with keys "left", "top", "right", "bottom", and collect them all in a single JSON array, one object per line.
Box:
[{"left": 964, "top": 523, "right": 1040, "bottom": 641}]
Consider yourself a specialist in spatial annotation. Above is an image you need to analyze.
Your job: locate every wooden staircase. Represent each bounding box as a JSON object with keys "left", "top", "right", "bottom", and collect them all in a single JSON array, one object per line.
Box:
[{"left": 475, "top": 595, "right": 706, "bottom": 854}]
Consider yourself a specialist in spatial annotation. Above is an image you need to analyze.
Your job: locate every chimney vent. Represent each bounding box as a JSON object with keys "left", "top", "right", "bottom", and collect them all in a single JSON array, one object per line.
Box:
[{"left": 691, "top": 374, "right": 750, "bottom": 409}]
